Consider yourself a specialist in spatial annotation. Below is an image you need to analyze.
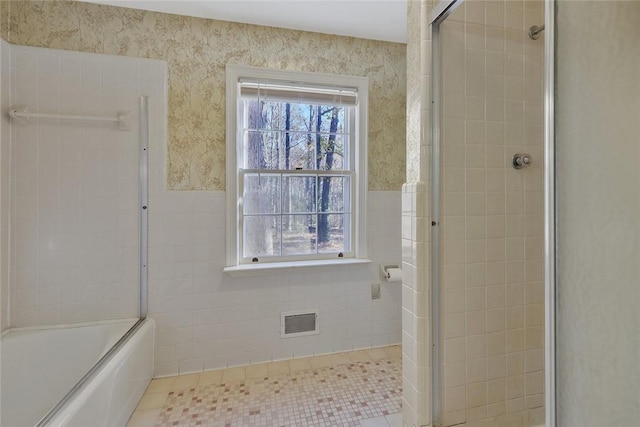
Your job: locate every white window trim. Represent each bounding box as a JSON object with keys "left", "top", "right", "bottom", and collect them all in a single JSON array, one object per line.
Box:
[{"left": 224, "top": 64, "right": 369, "bottom": 274}]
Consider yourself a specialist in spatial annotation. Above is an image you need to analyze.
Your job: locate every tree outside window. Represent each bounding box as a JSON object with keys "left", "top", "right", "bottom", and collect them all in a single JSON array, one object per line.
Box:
[{"left": 226, "top": 66, "right": 367, "bottom": 267}]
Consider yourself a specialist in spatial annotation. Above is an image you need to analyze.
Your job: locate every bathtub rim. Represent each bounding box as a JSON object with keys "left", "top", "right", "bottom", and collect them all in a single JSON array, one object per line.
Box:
[
  {"left": 0, "top": 317, "right": 140, "bottom": 338},
  {"left": 35, "top": 317, "right": 150, "bottom": 427}
]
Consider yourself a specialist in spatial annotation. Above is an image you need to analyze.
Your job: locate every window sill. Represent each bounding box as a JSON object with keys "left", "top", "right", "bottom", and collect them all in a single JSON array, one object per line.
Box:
[{"left": 223, "top": 258, "right": 372, "bottom": 277}]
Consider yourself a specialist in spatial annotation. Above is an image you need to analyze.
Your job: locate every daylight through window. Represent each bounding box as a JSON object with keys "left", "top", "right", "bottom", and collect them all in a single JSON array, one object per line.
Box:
[
  {"left": 238, "top": 81, "right": 358, "bottom": 262},
  {"left": 226, "top": 66, "right": 368, "bottom": 269}
]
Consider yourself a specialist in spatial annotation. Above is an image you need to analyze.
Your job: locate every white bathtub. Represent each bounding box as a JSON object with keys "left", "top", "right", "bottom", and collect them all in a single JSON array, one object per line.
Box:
[{"left": 1, "top": 318, "right": 155, "bottom": 427}]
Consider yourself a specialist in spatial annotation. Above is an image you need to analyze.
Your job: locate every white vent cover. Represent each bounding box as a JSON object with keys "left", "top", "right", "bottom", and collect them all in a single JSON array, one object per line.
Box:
[{"left": 281, "top": 310, "right": 319, "bottom": 338}]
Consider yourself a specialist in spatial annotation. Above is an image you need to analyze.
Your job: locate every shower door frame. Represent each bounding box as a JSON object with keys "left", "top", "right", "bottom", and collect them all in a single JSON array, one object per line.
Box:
[
  {"left": 543, "top": 1, "right": 556, "bottom": 426},
  {"left": 429, "top": 1, "right": 464, "bottom": 424},
  {"left": 429, "top": 0, "right": 557, "bottom": 425}
]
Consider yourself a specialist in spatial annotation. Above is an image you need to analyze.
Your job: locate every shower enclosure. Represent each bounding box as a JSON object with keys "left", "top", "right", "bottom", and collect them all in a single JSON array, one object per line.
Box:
[
  {"left": 0, "top": 43, "right": 164, "bottom": 426},
  {"left": 430, "top": 0, "right": 545, "bottom": 425},
  {"left": 428, "top": 0, "right": 640, "bottom": 425}
]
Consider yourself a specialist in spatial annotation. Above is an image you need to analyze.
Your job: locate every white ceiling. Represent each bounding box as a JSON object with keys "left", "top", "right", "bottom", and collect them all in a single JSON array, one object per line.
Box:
[{"left": 87, "top": 0, "right": 408, "bottom": 43}]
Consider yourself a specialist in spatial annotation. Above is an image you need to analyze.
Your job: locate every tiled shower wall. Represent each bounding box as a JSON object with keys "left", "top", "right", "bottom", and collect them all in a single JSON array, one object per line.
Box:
[
  {"left": 438, "top": 1, "right": 545, "bottom": 425},
  {"left": 7, "top": 44, "right": 167, "bottom": 327}
]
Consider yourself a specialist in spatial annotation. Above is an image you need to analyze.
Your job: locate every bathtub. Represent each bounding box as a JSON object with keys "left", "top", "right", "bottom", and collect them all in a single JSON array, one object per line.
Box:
[{"left": 1, "top": 318, "right": 155, "bottom": 427}]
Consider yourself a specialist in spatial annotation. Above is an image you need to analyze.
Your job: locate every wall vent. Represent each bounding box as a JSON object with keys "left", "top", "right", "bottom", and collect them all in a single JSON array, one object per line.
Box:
[{"left": 281, "top": 310, "right": 319, "bottom": 338}]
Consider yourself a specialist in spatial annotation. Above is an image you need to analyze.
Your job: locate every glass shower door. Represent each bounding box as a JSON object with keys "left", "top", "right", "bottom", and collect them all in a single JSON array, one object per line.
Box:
[{"left": 432, "top": 0, "right": 546, "bottom": 424}]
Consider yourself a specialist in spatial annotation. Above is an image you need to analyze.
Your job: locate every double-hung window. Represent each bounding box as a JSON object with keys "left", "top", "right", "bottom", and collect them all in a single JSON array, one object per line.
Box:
[{"left": 225, "top": 65, "right": 368, "bottom": 271}]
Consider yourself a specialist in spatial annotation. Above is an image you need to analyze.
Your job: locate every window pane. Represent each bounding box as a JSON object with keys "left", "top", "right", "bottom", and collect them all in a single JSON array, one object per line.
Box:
[
  {"left": 243, "top": 130, "right": 271, "bottom": 169},
  {"left": 288, "top": 103, "right": 316, "bottom": 133},
  {"left": 318, "top": 176, "right": 350, "bottom": 213},
  {"left": 317, "top": 214, "right": 350, "bottom": 254},
  {"left": 244, "top": 131, "right": 283, "bottom": 169},
  {"left": 285, "top": 132, "right": 315, "bottom": 170},
  {"left": 316, "top": 106, "right": 346, "bottom": 133},
  {"left": 243, "top": 216, "right": 281, "bottom": 258},
  {"left": 244, "top": 100, "right": 287, "bottom": 131},
  {"left": 243, "top": 174, "right": 281, "bottom": 214},
  {"left": 244, "top": 131, "right": 317, "bottom": 170},
  {"left": 283, "top": 176, "right": 316, "bottom": 214},
  {"left": 316, "top": 135, "right": 345, "bottom": 171},
  {"left": 282, "top": 215, "right": 316, "bottom": 255},
  {"left": 237, "top": 78, "right": 359, "bottom": 263},
  {"left": 243, "top": 100, "right": 350, "bottom": 172}
]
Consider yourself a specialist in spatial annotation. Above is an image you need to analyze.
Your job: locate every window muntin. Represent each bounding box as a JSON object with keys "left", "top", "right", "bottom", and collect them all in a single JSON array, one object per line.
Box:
[{"left": 237, "top": 84, "right": 357, "bottom": 263}]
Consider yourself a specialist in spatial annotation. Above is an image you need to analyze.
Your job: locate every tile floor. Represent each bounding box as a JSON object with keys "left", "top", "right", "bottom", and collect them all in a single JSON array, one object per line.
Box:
[{"left": 128, "top": 346, "right": 402, "bottom": 427}]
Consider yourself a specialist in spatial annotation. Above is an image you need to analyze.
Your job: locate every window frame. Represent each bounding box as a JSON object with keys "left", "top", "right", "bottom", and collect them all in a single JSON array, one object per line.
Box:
[{"left": 225, "top": 65, "right": 369, "bottom": 272}]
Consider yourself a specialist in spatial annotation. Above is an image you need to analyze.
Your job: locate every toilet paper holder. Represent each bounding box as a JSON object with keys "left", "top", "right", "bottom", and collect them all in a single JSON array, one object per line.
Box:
[{"left": 381, "top": 264, "right": 402, "bottom": 282}]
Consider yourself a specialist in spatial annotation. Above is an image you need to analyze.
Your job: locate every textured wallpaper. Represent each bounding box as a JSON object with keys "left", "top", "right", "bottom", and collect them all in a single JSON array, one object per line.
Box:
[
  {"left": 3, "top": 0, "right": 406, "bottom": 190},
  {"left": 405, "top": 0, "right": 423, "bottom": 184}
]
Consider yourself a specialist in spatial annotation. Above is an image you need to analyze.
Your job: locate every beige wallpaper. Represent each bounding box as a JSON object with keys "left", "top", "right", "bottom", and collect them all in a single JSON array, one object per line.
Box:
[
  {"left": 405, "top": 0, "right": 423, "bottom": 184},
  {"left": 2, "top": 0, "right": 406, "bottom": 190},
  {"left": 0, "top": 2, "right": 4, "bottom": 40}
]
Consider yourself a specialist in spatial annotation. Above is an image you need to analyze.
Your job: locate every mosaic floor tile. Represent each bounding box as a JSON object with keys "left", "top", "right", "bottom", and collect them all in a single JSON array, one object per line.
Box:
[{"left": 153, "top": 357, "right": 402, "bottom": 427}]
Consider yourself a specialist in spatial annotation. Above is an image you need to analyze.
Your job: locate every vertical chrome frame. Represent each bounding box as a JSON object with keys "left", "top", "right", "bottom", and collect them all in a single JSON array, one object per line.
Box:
[
  {"left": 139, "top": 96, "right": 149, "bottom": 319},
  {"left": 431, "top": 23, "right": 442, "bottom": 425},
  {"left": 543, "top": 0, "right": 556, "bottom": 426},
  {"left": 429, "top": 1, "right": 463, "bottom": 424}
]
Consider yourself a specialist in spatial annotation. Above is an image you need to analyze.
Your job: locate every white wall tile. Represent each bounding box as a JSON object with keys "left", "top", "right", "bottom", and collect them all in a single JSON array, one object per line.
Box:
[
  {"left": 143, "top": 189, "right": 401, "bottom": 374},
  {"left": 9, "top": 45, "right": 166, "bottom": 328}
]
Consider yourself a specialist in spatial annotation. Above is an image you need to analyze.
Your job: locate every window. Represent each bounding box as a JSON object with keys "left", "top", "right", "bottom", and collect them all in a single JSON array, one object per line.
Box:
[{"left": 225, "top": 65, "right": 368, "bottom": 270}]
